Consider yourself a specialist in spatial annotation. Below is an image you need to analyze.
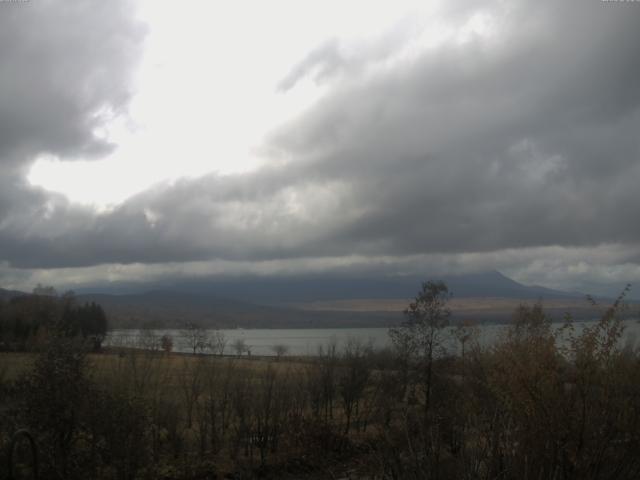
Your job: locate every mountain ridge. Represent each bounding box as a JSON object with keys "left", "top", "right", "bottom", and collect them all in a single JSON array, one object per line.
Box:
[
  {"left": 1, "top": 271, "right": 606, "bottom": 328},
  {"left": 69, "top": 270, "right": 581, "bottom": 304}
]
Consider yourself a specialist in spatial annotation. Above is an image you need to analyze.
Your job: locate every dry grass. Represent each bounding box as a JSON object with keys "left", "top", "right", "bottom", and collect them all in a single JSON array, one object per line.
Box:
[
  {"left": 0, "top": 349, "right": 312, "bottom": 390},
  {"left": 292, "top": 297, "right": 591, "bottom": 313},
  {"left": 0, "top": 352, "right": 34, "bottom": 382},
  {"left": 13, "top": 342, "right": 356, "bottom": 399}
]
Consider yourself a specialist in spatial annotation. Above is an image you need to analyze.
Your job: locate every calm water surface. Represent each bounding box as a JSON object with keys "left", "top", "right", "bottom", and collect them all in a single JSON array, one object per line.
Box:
[{"left": 107, "top": 319, "right": 640, "bottom": 357}]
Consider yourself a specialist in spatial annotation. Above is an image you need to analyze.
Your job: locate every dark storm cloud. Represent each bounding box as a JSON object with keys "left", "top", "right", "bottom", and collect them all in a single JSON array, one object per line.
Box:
[
  {"left": 0, "top": 0, "right": 144, "bottom": 267},
  {"left": 1, "top": 0, "right": 640, "bottom": 284},
  {"left": 0, "top": 0, "right": 145, "bottom": 163},
  {"left": 266, "top": 0, "right": 640, "bottom": 255}
]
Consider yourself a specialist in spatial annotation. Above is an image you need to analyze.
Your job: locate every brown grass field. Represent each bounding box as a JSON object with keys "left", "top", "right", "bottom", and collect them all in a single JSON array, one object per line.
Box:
[
  {"left": 290, "top": 297, "right": 613, "bottom": 324},
  {"left": 292, "top": 297, "right": 594, "bottom": 313},
  {"left": 0, "top": 349, "right": 311, "bottom": 386}
]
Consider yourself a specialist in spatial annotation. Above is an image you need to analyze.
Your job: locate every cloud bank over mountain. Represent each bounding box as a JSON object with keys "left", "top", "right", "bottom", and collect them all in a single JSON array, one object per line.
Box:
[{"left": 1, "top": 0, "right": 639, "bottom": 296}]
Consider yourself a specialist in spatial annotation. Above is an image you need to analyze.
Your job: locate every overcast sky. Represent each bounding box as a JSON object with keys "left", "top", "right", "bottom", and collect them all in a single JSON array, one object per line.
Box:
[{"left": 1, "top": 0, "right": 639, "bottom": 296}]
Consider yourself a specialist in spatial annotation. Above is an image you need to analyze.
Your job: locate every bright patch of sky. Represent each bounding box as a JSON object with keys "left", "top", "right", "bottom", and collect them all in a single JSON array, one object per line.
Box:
[{"left": 27, "top": 0, "right": 497, "bottom": 210}]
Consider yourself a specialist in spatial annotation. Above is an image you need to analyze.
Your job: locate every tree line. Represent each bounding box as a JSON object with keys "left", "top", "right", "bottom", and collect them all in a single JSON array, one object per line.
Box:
[{"left": 0, "top": 286, "right": 107, "bottom": 352}]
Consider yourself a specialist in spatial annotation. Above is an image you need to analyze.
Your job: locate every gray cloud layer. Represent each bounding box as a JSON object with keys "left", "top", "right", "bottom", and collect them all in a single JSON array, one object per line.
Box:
[
  {"left": 0, "top": 1, "right": 144, "bottom": 164},
  {"left": 0, "top": 0, "right": 144, "bottom": 267},
  {"left": 1, "top": 0, "right": 640, "bottom": 294}
]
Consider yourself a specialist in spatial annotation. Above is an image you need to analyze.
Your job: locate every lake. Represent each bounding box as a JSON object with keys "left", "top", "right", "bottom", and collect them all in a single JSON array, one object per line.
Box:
[{"left": 106, "top": 318, "right": 640, "bottom": 356}]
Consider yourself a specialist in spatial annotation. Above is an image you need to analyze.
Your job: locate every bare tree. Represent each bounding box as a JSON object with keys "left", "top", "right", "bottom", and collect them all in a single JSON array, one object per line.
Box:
[
  {"left": 271, "top": 343, "right": 289, "bottom": 361},
  {"left": 178, "top": 356, "right": 205, "bottom": 429},
  {"left": 233, "top": 338, "right": 246, "bottom": 357},
  {"left": 338, "top": 338, "right": 371, "bottom": 434},
  {"left": 451, "top": 319, "right": 479, "bottom": 381},
  {"left": 182, "top": 321, "right": 209, "bottom": 355},
  {"left": 389, "top": 281, "right": 451, "bottom": 417},
  {"left": 211, "top": 329, "right": 228, "bottom": 356},
  {"left": 160, "top": 334, "right": 173, "bottom": 353},
  {"left": 137, "top": 329, "right": 159, "bottom": 352}
]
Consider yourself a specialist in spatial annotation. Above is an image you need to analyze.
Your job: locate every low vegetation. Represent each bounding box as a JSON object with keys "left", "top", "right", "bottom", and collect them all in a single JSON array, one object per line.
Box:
[{"left": 1, "top": 282, "right": 639, "bottom": 479}]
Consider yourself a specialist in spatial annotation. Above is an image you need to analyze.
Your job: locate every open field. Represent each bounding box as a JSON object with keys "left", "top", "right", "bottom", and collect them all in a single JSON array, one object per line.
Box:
[
  {"left": 291, "top": 296, "right": 634, "bottom": 323},
  {"left": 0, "top": 352, "right": 34, "bottom": 382},
  {"left": 295, "top": 297, "right": 604, "bottom": 314},
  {"left": 1, "top": 349, "right": 311, "bottom": 384},
  {"left": 291, "top": 296, "right": 595, "bottom": 312}
]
